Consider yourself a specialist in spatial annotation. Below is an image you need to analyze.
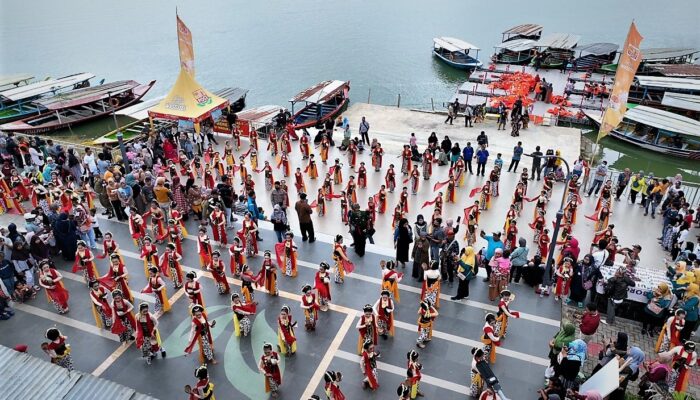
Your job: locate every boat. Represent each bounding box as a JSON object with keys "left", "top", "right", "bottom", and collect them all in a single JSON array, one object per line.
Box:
[
  {"left": 433, "top": 37, "right": 482, "bottom": 70},
  {"left": 0, "top": 72, "right": 95, "bottom": 123},
  {"left": 0, "top": 80, "right": 155, "bottom": 134},
  {"left": 572, "top": 43, "right": 618, "bottom": 71},
  {"left": 289, "top": 80, "right": 350, "bottom": 129},
  {"left": 235, "top": 105, "right": 285, "bottom": 138},
  {"left": 211, "top": 87, "right": 249, "bottom": 133},
  {"left": 0, "top": 74, "right": 34, "bottom": 92},
  {"left": 492, "top": 39, "right": 537, "bottom": 65},
  {"left": 642, "top": 64, "right": 700, "bottom": 78},
  {"left": 500, "top": 24, "right": 543, "bottom": 42},
  {"left": 601, "top": 47, "right": 699, "bottom": 74},
  {"left": 91, "top": 87, "right": 248, "bottom": 145},
  {"left": 530, "top": 33, "right": 581, "bottom": 69},
  {"left": 628, "top": 76, "right": 700, "bottom": 107},
  {"left": 583, "top": 106, "right": 700, "bottom": 159}
]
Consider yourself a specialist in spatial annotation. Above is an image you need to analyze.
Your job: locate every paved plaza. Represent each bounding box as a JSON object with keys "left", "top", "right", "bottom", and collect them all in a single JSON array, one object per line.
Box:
[{"left": 0, "top": 106, "right": 696, "bottom": 399}]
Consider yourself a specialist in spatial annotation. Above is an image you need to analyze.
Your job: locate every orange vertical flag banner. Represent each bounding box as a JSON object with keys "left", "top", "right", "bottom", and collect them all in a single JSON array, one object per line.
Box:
[
  {"left": 176, "top": 14, "right": 195, "bottom": 77},
  {"left": 598, "top": 22, "right": 643, "bottom": 142}
]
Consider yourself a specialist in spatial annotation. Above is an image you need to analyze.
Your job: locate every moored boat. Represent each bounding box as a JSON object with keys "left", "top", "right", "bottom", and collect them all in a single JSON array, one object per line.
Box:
[
  {"left": 0, "top": 73, "right": 34, "bottom": 92},
  {"left": 433, "top": 37, "right": 482, "bottom": 70},
  {"left": 628, "top": 76, "right": 700, "bottom": 107},
  {"left": 601, "top": 47, "right": 699, "bottom": 74},
  {"left": 0, "top": 79, "right": 155, "bottom": 134},
  {"left": 290, "top": 80, "right": 350, "bottom": 130},
  {"left": 500, "top": 24, "right": 543, "bottom": 42},
  {"left": 572, "top": 43, "right": 618, "bottom": 71},
  {"left": 0, "top": 72, "right": 95, "bottom": 123},
  {"left": 492, "top": 39, "right": 537, "bottom": 65},
  {"left": 584, "top": 106, "right": 700, "bottom": 159},
  {"left": 235, "top": 105, "right": 285, "bottom": 138},
  {"left": 531, "top": 33, "right": 581, "bottom": 69}
]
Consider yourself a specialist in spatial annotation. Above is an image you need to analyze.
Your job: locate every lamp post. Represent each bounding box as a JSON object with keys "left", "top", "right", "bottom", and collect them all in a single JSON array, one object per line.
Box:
[
  {"left": 108, "top": 90, "right": 130, "bottom": 173},
  {"left": 524, "top": 153, "right": 571, "bottom": 287}
]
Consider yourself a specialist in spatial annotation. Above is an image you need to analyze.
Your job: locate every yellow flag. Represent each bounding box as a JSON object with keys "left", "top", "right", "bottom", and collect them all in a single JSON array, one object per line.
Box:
[
  {"left": 176, "top": 14, "right": 195, "bottom": 77},
  {"left": 598, "top": 22, "right": 643, "bottom": 142}
]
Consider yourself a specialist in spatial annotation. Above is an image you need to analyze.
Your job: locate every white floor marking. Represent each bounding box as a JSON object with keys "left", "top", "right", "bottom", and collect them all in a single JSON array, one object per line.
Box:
[{"left": 335, "top": 349, "right": 470, "bottom": 394}]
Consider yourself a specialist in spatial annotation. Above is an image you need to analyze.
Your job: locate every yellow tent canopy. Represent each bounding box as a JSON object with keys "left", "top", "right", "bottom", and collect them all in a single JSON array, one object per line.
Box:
[{"left": 148, "top": 68, "right": 228, "bottom": 126}]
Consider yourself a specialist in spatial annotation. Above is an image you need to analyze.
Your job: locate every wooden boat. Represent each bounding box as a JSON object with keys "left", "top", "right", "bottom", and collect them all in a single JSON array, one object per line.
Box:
[
  {"left": 628, "top": 76, "right": 700, "bottom": 107},
  {"left": 433, "top": 37, "right": 482, "bottom": 70},
  {"left": 583, "top": 106, "right": 700, "bottom": 159},
  {"left": 492, "top": 39, "right": 537, "bottom": 65},
  {"left": 91, "top": 87, "right": 247, "bottom": 145},
  {"left": 601, "top": 47, "right": 699, "bottom": 74},
  {"left": 530, "top": 33, "right": 580, "bottom": 69},
  {"left": 0, "top": 74, "right": 34, "bottom": 92},
  {"left": 501, "top": 24, "right": 543, "bottom": 42},
  {"left": 290, "top": 80, "right": 350, "bottom": 129},
  {"left": 0, "top": 80, "right": 155, "bottom": 135},
  {"left": 572, "top": 43, "right": 618, "bottom": 71},
  {"left": 0, "top": 73, "right": 95, "bottom": 123}
]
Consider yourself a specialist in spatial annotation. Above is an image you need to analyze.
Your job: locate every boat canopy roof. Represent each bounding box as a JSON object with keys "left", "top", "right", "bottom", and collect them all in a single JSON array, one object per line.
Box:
[
  {"left": 0, "top": 73, "right": 94, "bottom": 102},
  {"left": 661, "top": 92, "right": 700, "bottom": 112},
  {"left": 645, "top": 64, "right": 700, "bottom": 78},
  {"left": 36, "top": 80, "right": 140, "bottom": 110},
  {"left": 116, "top": 97, "right": 163, "bottom": 120},
  {"left": 577, "top": 42, "right": 619, "bottom": 56},
  {"left": 635, "top": 76, "right": 700, "bottom": 92},
  {"left": 215, "top": 87, "right": 249, "bottom": 103},
  {"left": 641, "top": 48, "right": 699, "bottom": 61},
  {"left": 623, "top": 105, "right": 700, "bottom": 138},
  {"left": 236, "top": 105, "right": 284, "bottom": 127},
  {"left": 502, "top": 24, "right": 543, "bottom": 37},
  {"left": 434, "top": 37, "right": 480, "bottom": 52},
  {"left": 494, "top": 38, "right": 536, "bottom": 52},
  {"left": 290, "top": 80, "right": 348, "bottom": 104},
  {"left": 0, "top": 74, "right": 34, "bottom": 90},
  {"left": 534, "top": 33, "right": 580, "bottom": 50}
]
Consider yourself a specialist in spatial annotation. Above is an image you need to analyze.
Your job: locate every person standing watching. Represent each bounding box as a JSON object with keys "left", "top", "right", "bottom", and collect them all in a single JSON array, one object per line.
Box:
[
  {"left": 615, "top": 168, "right": 631, "bottom": 201},
  {"left": 479, "top": 230, "right": 504, "bottom": 281},
  {"left": 476, "top": 131, "right": 489, "bottom": 148},
  {"left": 295, "top": 193, "right": 315, "bottom": 243},
  {"left": 604, "top": 267, "right": 635, "bottom": 324},
  {"left": 462, "top": 142, "right": 474, "bottom": 174},
  {"left": 586, "top": 161, "right": 608, "bottom": 197},
  {"left": 530, "top": 146, "right": 543, "bottom": 180},
  {"left": 476, "top": 146, "right": 489, "bottom": 177},
  {"left": 508, "top": 141, "right": 523, "bottom": 172},
  {"left": 359, "top": 116, "right": 370, "bottom": 145}
]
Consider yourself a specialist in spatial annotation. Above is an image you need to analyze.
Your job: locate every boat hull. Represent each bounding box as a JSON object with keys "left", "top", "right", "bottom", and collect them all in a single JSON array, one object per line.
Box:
[
  {"left": 491, "top": 52, "right": 533, "bottom": 65},
  {"left": 0, "top": 107, "right": 43, "bottom": 124},
  {"left": 292, "top": 97, "right": 349, "bottom": 130},
  {"left": 0, "top": 81, "right": 155, "bottom": 135},
  {"left": 609, "top": 130, "right": 700, "bottom": 159},
  {"left": 433, "top": 52, "right": 482, "bottom": 70}
]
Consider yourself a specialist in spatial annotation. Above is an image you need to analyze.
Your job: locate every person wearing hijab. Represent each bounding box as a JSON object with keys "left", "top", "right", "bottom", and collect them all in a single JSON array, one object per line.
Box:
[
  {"left": 452, "top": 247, "right": 476, "bottom": 300},
  {"left": 53, "top": 213, "right": 79, "bottom": 261},
  {"left": 567, "top": 254, "right": 592, "bottom": 307},
  {"left": 548, "top": 323, "right": 575, "bottom": 362},
  {"left": 608, "top": 346, "right": 645, "bottom": 399},
  {"left": 413, "top": 214, "right": 428, "bottom": 239},
  {"left": 641, "top": 282, "right": 672, "bottom": 336},
  {"left": 679, "top": 283, "right": 699, "bottom": 341}
]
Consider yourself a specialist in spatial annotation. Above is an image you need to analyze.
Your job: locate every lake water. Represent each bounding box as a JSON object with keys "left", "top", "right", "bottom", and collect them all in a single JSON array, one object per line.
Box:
[{"left": 1, "top": 0, "right": 699, "bottom": 180}]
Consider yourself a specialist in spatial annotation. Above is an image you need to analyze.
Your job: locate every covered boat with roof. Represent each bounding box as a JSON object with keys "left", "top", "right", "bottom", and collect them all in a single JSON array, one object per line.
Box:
[
  {"left": 289, "top": 80, "right": 350, "bottom": 130},
  {"left": 433, "top": 37, "right": 482, "bottom": 70}
]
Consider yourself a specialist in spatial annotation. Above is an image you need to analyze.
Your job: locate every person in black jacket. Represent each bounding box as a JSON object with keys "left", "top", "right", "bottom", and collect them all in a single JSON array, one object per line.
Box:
[{"left": 605, "top": 268, "right": 636, "bottom": 324}]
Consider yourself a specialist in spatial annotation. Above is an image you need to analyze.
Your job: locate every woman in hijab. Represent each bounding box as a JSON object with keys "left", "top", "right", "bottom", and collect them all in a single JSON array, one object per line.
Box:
[
  {"left": 452, "top": 246, "right": 475, "bottom": 300},
  {"left": 413, "top": 214, "right": 428, "bottom": 240},
  {"left": 561, "top": 237, "right": 581, "bottom": 263},
  {"left": 609, "top": 346, "right": 645, "bottom": 400},
  {"left": 548, "top": 323, "right": 575, "bottom": 362},
  {"left": 394, "top": 218, "right": 412, "bottom": 268},
  {"left": 568, "top": 254, "right": 592, "bottom": 308},
  {"left": 29, "top": 234, "right": 50, "bottom": 261},
  {"left": 53, "top": 213, "right": 79, "bottom": 261},
  {"left": 411, "top": 230, "right": 430, "bottom": 281},
  {"left": 679, "top": 283, "right": 699, "bottom": 341},
  {"left": 641, "top": 282, "right": 672, "bottom": 336}
]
